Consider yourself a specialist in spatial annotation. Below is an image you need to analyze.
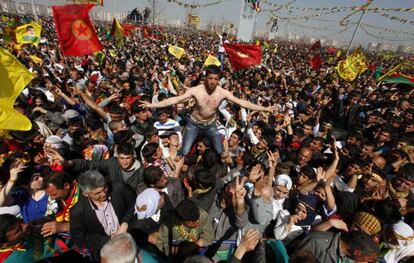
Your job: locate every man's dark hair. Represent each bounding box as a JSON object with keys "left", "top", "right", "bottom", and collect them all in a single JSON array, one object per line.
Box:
[
  {"left": 131, "top": 101, "right": 146, "bottom": 114},
  {"left": 143, "top": 166, "right": 164, "bottom": 187},
  {"left": 398, "top": 163, "right": 414, "bottom": 182},
  {"left": 231, "top": 130, "right": 243, "bottom": 142},
  {"left": 144, "top": 127, "right": 158, "bottom": 141},
  {"left": 156, "top": 107, "right": 171, "bottom": 117},
  {"left": 109, "top": 104, "right": 124, "bottom": 115},
  {"left": 194, "top": 167, "right": 214, "bottom": 189},
  {"left": 44, "top": 172, "right": 73, "bottom": 190},
  {"left": 68, "top": 116, "right": 83, "bottom": 127},
  {"left": 300, "top": 166, "right": 316, "bottom": 180},
  {"left": 117, "top": 142, "right": 134, "bottom": 156},
  {"left": 176, "top": 199, "right": 200, "bottom": 222},
  {"left": 142, "top": 142, "right": 159, "bottom": 162},
  {"left": 341, "top": 231, "right": 379, "bottom": 257},
  {"left": 375, "top": 199, "right": 402, "bottom": 224},
  {"left": 0, "top": 214, "right": 18, "bottom": 244},
  {"left": 205, "top": 65, "right": 221, "bottom": 77}
]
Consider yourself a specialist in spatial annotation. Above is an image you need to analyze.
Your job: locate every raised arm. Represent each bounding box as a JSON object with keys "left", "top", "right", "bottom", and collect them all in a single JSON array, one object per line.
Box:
[
  {"left": 140, "top": 88, "right": 193, "bottom": 109},
  {"left": 225, "top": 90, "right": 272, "bottom": 112}
]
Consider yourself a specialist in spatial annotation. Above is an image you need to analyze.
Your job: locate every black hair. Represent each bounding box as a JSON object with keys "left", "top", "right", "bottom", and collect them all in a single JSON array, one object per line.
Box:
[
  {"left": 398, "top": 163, "right": 414, "bottom": 182},
  {"left": 201, "top": 149, "right": 218, "bottom": 169},
  {"left": 144, "top": 127, "right": 159, "bottom": 141},
  {"left": 194, "top": 167, "right": 214, "bottom": 189},
  {"left": 142, "top": 142, "right": 159, "bottom": 162},
  {"left": 156, "top": 107, "right": 171, "bottom": 116},
  {"left": 109, "top": 104, "right": 124, "bottom": 115},
  {"left": 375, "top": 200, "right": 402, "bottom": 224},
  {"left": 0, "top": 214, "right": 19, "bottom": 244},
  {"left": 205, "top": 65, "right": 221, "bottom": 77},
  {"left": 68, "top": 116, "right": 83, "bottom": 127},
  {"left": 176, "top": 199, "right": 200, "bottom": 222},
  {"left": 44, "top": 172, "right": 73, "bottom": 190},
  {"left": 131, "top": 101, "right": 146, "bottom": 114},
  {"left": 300, "top": 166, "right": 316, "bottom": 180},
  {"left": 143, "top": 166, "right": 164, "bottom": 187},
  {"left": 117, "top": 143, "right": 134, "bottom": 156},
  {"left": 231, "top": 130, "right": 243, "bottom": 141},
  {"left": 340, "top": 231, "right": 379, "bottom": 257}
]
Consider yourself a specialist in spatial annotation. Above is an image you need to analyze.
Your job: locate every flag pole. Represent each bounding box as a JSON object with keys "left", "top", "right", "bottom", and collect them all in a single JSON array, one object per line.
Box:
[{"left": 345, "top": 9, "right": 365, "bottom": 56}]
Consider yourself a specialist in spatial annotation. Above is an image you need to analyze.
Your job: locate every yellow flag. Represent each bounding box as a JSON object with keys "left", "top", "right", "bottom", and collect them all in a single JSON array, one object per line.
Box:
[
  {"left": 204, "top": 54, "right": 221, "bottom": 67},
  {"left": 30, "top": 55, "right": 43, "bottom": 64},
  {"left": 256, "top": 40, "right": 260, "bottom": 46},
  {"left": 335, "top": 48, "right": 368, "bottom": 82},
  {"left": 0, "top": 48, "right": 33, "bottom": 131},
  {"left": 168, "top": 45, "right": 185, "bottom": 59},
  {"left": 15, "top": 23, "right": 42, "bottom": 46}
]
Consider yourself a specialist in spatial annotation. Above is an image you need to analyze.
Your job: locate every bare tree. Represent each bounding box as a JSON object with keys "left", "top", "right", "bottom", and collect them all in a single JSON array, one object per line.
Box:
[{"left": 147, "top": 0, "right": 165, "bottom": 25}]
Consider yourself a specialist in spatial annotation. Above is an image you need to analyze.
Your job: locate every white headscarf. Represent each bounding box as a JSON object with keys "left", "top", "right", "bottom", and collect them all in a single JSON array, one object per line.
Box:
[
  {"left": 384, "top": 221, "right": 414, "bottom": 262},
  {"left": 275, "top": 174, "right": 292, "bottom": 191},
  {"left": 134, "top": 188, "right": 160, "bottom": 220}
]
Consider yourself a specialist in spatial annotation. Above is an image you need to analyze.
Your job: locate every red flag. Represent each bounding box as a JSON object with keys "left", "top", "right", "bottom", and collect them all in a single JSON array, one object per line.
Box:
[
  {"left": 326, "top": 47, "right": 337, "bottom": 54},
  {"left": 311, "top": 40, "right": 321, "bottom": 50},
  {"left": 224, "top": 43, "right": 261, "bottom": 70},
  {"left": 122, "top": 23, "right": 137, "bottom": 36},
  {"left": 310, "top": 54, "right": 322, "bottom": 70},
  {"left": 52, "top": 4, "right": 103, "bottom": 56}
]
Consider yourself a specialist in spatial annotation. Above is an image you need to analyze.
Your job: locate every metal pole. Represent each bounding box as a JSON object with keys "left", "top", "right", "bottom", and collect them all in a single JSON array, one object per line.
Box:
[
  {"left": 31, "top": 0, "right": 38, "bottom": 20},
  {"left": 346, "top": 10, "right": 366, "bottom": 55}
]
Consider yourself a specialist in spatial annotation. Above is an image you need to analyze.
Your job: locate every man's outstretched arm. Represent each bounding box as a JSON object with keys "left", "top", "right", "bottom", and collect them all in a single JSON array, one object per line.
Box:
[
  {"left": 140, "top": 88, "right": 193, "bottom": 109},
  {"left": 225, "top": 90, "right": 272, "bottom": 112}
]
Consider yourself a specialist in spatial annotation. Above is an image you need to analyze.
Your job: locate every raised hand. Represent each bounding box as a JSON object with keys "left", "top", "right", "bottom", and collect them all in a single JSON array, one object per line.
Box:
[
  {"left": 248, "top": 163, "right": 264, "bottom": 183},
  {"left": 9, "top": 160, "right": 27, "bottom": 182},
  {"left": 235, "top": 176, "right": 247, "bottom": 202},
  {"left": 44, "top": 147, "right": 64, "bottom": 164},
  {"left": 139, "top": 100, "right": 152, "bottom": 109}
]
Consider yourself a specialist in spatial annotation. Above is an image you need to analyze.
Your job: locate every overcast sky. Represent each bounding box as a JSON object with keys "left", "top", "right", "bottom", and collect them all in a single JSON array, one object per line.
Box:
[{"left": 24, "top": 0, "right": 414, "bottom": 47}]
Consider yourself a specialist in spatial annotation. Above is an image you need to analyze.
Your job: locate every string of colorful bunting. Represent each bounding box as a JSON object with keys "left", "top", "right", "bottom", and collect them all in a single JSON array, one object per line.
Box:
[
  {"left": 360, "top": 25, "right": 414, "bottom": 42},
  {"left": 269, "top": 9, "right": 345, "bottom": 21},
  {"left": 371, "top": 9, "right": 414, "bottom": 25},
  {"left": 339, "top": 0, "right": 373, "bottom": 26},
  {"left": 166, "top": 0, "right": 225, "bottom": 9}
]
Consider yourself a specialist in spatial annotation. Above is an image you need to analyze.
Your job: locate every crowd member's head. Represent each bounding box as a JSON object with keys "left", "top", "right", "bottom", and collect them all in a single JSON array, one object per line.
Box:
[
  {"left": 297, "top": 166, "right": 316, "bottom": 187},
  {"left": 362, "top": 166, "right": 386, "bottom": 194},
  {"left": 204, "top": 65, "right": 220, "bottom": 92},
  {"left": 144, "top": 128, "right": 160, "bottom": 144},
  {"left": 156, "top": 107, "right": 171, "bottom": 124},
  {"left": 293, "top": 194, "right": 317, "bottom": 226},
  {"left": 339, "top": 231, "right": 379, "bottom": 262},
  {"left": 391, "top": 163, "right": 414, "bottom": 194},
  {"left": 116, "top": 143, "right": 136, "bottom": 170},
  {"left": 350, "top": 212, "right": 382, "bottom": 242},
  {"left": 132, "top": 102, "right": 150, "bottom": 122},
  {"left": 196, "top": 137, "right": 211, "bottom": 155},
  {"left": 274, "top": 174, "right": 292, "bottom": 201},
  {"left": 100, "top": 233, "right": 137, "bottom": 263},
  {"left": 0, "top": 214, "right": 27, "bottom": 249},
  {"left": 228, "top": 130, "right": 243, "bottom": 149},
  {"left": 143, "top": 166, "right": 168, "bottom": 190},
  {"left": 78, "top": 170, "right": 108, "bottom": 203},
  {"left": 142, "top": 142, "right": 162, "bottom": 164},
  {"left": 297, "top": 147, "right": 312, "bottom": 167},
  {"left": 134, "top": 188, "right": 164, "bottom": 220},
  {"left": 44, "top": 172, "right": 74, "bottom": 201},
  {"left": 176, "top": 200, "right": 200, "bottom": 229}
]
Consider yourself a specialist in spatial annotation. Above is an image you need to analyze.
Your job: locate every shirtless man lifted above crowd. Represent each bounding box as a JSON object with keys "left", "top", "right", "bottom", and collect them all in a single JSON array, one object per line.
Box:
[{"left": 140, "top": 65, "right": 273, "bottom": 157}]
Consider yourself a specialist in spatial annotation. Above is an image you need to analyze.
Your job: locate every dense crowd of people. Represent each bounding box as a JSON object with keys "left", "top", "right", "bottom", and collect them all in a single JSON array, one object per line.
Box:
[{"left": 0, "top": 10, "right": 414, "bottom": 263}]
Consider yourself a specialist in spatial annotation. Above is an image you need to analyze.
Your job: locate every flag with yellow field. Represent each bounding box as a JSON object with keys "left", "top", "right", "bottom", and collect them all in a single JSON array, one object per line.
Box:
[
  {"left": 335, "top": 48, "right": 368, "bottom": 82},
  {"left": 204, "top": 55, "right": 221, "bottom": 67},
  {"left": 15, "top": 22, "right": 42, "bottom": 46},
  {"left": 168, "top": 45, "right": 185, "bottom": 59},
  {"left": 0, "top": 47, "right": 33, "bottom": 131}
]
